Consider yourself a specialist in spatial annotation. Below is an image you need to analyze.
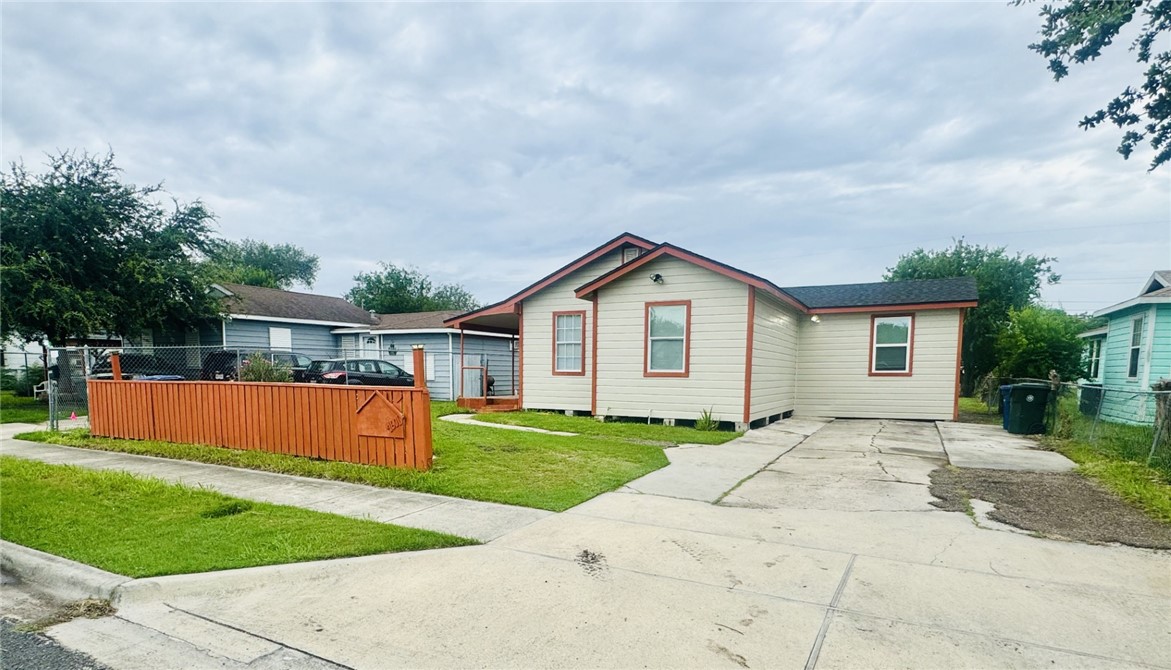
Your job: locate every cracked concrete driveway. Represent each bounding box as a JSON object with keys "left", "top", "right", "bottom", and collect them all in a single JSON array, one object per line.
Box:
[{"left": 47, "top": 419, "right": 1171, "bottom": 669}]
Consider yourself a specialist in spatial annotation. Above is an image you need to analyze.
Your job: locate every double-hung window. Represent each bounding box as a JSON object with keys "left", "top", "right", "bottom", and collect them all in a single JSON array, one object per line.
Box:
[
  {"left": 645, "top": 301, "right": 690, "bottom": 376},
  {"left": 870, "top": 315, "right": 913, "bottom": 375},
  {"left": 1128, "top": 316, "right": 1144, "bottom": 378},
  {"left": 1086, "top": 339, "right": 1102, "bottom": 380},
  {"left": 553, "top": 311, "right": 584, "bottom": 375}
]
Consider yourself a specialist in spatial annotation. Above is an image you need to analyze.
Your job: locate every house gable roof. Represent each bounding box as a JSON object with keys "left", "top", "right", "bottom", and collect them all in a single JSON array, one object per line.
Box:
[
  {"left": 573, "top": 243, "right": 808, "bottom": 312},
  {"left": 1094, "top": 270, "right": 1171, "bottom": 317},
  {"left": 444, "top": 232, "right": 656, "bottom": 328},
  {"left": 781, "top": 277, "right": 979, "bottom": 312},
  {"left": 573, "top": 244, "right": 977, "bottom": 313},
  {"left": 218, "top": 283, "right": 376, "bottom": 326},
  {"left": 1142, "top": 271, "right": 1171, "bottom": 295}
]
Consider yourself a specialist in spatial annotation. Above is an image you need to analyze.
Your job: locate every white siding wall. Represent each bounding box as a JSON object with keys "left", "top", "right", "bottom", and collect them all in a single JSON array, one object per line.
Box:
[
  {"left": 594, "top": 256, "right": 749, "bottom": 423},
  {"left": 521, "top": 251, "right": 624, "bottom": 412},
  {"left": 795, "top": 309, "right": 961, "bottom": 420},
  {"left": 749, "top": 292, "right": 800, "bottom": 421}
]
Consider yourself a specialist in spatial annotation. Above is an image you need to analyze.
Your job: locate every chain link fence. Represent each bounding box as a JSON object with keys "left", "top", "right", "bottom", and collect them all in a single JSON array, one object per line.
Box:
[
  {"left": 980, "top": 376, "right": 1170, "bottom": 475},
  {"left": 43, "top": 343, "right": 518, "bottom": 429}
]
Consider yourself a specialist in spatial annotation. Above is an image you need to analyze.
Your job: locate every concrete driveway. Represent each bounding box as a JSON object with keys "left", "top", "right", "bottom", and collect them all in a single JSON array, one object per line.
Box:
[{"left": 47, "top": 419, "right": 1171, "bottom": 669}]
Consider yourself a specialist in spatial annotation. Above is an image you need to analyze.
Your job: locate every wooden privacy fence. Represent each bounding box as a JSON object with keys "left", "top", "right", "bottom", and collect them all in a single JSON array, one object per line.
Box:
[{"left": 86, "top": 380, "right": 433, "bottom": 470}]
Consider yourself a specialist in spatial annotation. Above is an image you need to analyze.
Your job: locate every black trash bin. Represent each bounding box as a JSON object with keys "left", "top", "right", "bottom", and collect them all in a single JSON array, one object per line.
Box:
[{"left": 1006, "top": 383, "right": 1051, "bottom": 435}]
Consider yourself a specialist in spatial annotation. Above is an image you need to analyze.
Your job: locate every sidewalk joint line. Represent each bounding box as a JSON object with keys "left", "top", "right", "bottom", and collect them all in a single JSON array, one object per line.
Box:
[{"left": 804, "top": 554, "right": 856, "bottom": 670}]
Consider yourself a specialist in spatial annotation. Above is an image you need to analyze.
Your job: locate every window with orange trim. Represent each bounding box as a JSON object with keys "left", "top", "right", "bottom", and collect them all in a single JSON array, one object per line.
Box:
[
  {"left": 646, "top": 302, "right": 690, "bottom": 375},
  {"left": 871, "top": 315, "right": 913, "bottom": 375}
]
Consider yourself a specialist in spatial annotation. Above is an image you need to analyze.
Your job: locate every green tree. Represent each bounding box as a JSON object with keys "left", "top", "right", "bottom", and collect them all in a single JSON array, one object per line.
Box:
[
  {"left": 1, "top": 150, "right": 222, "bottom": 345},
  {"left": 346, "top": 264, "right": 479, "bottom": 314},
  {"left": 886, "top": 239, "right": 1059, "bottom": 393},
  {"left": 1024, "top": 0, "right": 1170, "bottom": 170},
  {"left": 204, "top": 239, "right": 319, "bottom": 290},
  {"left": 995, "top": 306, "right": 1089, "bottom": 381}
]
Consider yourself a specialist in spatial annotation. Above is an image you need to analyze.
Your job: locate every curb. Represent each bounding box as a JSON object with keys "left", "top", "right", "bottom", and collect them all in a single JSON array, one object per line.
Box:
[
  {"left": 0, "top": 540, "right": 131, "bottom": 602},
  {"left": 1, "top": 540, "right": 485, "bottom": 607}
]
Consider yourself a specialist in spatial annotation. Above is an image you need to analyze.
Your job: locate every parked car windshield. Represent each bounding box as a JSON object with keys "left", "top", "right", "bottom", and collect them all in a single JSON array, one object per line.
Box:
[{"left": 307, "top": 360, "right": 340, "bottom": 373}]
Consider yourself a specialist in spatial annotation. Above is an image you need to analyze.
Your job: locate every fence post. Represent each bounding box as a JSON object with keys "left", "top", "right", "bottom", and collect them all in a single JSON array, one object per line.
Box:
[
  {"left": 412, "top": 345, "right": 426, "bottom": 390},
  {"left": 1090, "top": 386, "right": 1105, "bottom": 443},
  {"left": 110, "top": 352, "right": 123, "bottom": 382},
  {"left": 48, "top": 379, "right": 57, "bottom": 431}
]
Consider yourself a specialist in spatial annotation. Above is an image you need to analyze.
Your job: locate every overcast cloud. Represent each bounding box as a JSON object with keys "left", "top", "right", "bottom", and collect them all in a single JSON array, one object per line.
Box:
[{"left": 3, "top": 2, "right": 1168, "bottom": 313}]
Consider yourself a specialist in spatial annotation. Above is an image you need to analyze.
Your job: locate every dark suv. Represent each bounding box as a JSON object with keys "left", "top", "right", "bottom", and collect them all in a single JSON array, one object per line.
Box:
[
  {"left": 303, "top": 359, "right": 414, "bottom": 387},
  {"left": 200, "top": 350, "right": 316, "bottom": 382},
  {"left": 90, "top": 354, "right": 187, "bottom": 380}
]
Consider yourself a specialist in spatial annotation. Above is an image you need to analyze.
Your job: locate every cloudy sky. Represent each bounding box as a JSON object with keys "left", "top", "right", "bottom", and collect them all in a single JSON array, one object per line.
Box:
[{"left": 4, "top": 2, "right": 1168, "bottom": 313}]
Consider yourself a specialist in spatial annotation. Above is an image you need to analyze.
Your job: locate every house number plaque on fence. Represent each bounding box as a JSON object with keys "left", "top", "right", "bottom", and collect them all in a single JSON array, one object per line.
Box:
[{"left": 355, "top": 392, "right": 407, "bottom": 439}]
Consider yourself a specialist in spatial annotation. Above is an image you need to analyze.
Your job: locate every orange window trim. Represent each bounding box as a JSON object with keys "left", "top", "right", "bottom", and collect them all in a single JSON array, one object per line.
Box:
[
  {"left": 868, "top": 313, "right": 915, "bottom": 377},
  {"left": 644, "top": 300, "right": 691, "bottom": 378},
  {"left": 552, "top": 310, "right": 586, "bottom": 376}
]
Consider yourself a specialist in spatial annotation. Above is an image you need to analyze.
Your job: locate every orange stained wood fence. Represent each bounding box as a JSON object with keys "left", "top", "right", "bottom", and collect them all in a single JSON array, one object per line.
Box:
[{"left": 85, "top": 380, "right": 433, "bottom": 470}]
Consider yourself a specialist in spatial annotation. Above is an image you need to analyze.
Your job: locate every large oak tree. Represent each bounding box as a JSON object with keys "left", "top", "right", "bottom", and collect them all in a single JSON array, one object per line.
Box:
[
  {"left": 1025, "top": 0, "right": 1171, "bottom": 170},
  {"left": 1, "top": 150, "right": 222, "bottom": 345}
]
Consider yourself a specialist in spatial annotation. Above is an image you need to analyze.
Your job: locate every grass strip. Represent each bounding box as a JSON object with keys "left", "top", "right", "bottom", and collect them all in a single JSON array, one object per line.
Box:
[
  {"left": 0, "top": 456, "right": 476, "bottom": 577},
  {"left": 14, "top": 402, "right": 668, "bottom": 512},
  {"left": 474, "top": 409, "right": 742, "bottom": 445}
]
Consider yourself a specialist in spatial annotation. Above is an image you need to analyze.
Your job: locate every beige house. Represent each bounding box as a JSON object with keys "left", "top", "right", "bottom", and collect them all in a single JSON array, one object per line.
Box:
[{"left": 447, "top": 233, "right": 977, "bottom": 428}]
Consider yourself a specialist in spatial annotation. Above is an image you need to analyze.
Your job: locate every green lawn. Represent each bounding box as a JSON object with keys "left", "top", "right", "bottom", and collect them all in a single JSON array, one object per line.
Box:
[
  {"left": 15, "top": 402, "right": 669, "bottom": 512},
  {"left": 0, "top": 456, "right": 475, "bottom": 578},
  {"left": 0, "top": 391, "right": 50, "bottom": 424},
  {"left": 0, "top": 390, "right": 87, "bottom": 424},
  {"left": 474, "top": 410, "right": 743, "bottom": 445}
]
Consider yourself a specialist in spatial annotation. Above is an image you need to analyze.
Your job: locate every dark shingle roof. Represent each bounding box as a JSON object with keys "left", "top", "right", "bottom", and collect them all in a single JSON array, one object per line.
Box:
[
  {"left": 374, "top": 311, "right": 462, "bottom": 330},
  {"left": 781, "top": 277, "right": 978, "bottom": 309},
  {"left": 219, "top": 283, "right": 376, "bottom": 325}
]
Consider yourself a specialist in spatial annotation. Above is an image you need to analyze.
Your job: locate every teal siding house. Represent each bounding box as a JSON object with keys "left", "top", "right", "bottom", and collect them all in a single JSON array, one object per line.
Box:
[{"left": 1081, "top": 271, "right": 1171, "bottom": 424}]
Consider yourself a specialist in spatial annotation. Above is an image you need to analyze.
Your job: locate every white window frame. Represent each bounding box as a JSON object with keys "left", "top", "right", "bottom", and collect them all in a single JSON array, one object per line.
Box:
[
  {"left": 1086, "top": 339, "right": 1102, "bottom": 381},
  {"left": 553, "top": 312, "right": 584, "bottom": 374},
  {"left": 622, "top": 247, "right": 642, "bottom": 263},
  {"left": 1128, "top": 316, "right": 1144, "bottom": 379},
  {"left": 870, "top": 315, "right": 914, "bottom": 375},
  {"left": 268, "top": 327, "right": 293, "bottom": 352}
]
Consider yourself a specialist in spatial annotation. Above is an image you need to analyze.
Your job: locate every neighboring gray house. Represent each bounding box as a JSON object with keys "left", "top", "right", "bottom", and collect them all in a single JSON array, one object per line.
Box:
[
  {"left": 127, "top": 283, "right": 378, "bottom": 361},
  {"left": 332, "top": 311, "right": 517, "bottom": 401},
  {"left": 128, "top": 285, "right": 513, "bottom": 399}
]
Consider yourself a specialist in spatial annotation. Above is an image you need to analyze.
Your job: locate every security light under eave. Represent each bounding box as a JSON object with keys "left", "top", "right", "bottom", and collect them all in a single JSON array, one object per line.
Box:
[
  {"left": 650, "top": 273, "right": 664, "bottom": 284},
  {"left": 810, "top": 315, "right": 821, "bottom": 323}
]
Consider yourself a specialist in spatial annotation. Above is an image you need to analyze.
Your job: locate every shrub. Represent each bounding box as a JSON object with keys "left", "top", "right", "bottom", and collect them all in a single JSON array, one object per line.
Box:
[
  {"left": 3, "top": 366, "right": 45, "bottom": 397},
  {"left": 237, "top": 354, "right": 292, "bottom": 383},
  {"left": 695, "top": 407, "right": 719, "bottom": 432}
]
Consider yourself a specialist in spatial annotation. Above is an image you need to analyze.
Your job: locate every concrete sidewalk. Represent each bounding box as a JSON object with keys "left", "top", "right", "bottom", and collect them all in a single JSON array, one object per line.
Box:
[{"left": 0, "top": 439, "right": 550, "bottom": 542}]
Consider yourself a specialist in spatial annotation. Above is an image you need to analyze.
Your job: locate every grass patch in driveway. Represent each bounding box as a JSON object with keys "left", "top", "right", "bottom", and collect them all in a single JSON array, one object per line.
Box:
[
  {"left": 929, "top": 466, "right": 1171, "bottom": 548},
  {"left": 957, "top": 396, "right": 1001, "bottom": 426},
  {"left": 14, "top": 402, "right": 668, "bottom": 512},
  {"left": 474, "top": 409, "right": 742, "bottom": 445},
  {"left": 0, "top": 456, "right": 475, "bottom": 578}
]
